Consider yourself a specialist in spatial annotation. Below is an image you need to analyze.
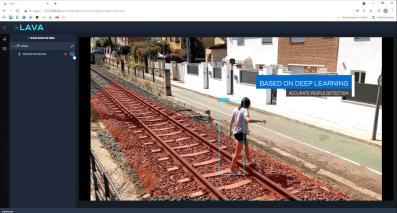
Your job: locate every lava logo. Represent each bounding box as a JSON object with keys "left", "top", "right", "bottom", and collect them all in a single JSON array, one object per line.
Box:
[{"left": 17, "top": 24, "right": 45, "bottom": 31}]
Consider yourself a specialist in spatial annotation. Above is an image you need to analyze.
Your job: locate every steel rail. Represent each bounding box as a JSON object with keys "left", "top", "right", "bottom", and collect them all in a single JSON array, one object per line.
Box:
[
  {"left": 92, "top": 79, "right": 227, "bottom": 200},
  {"left": 92, "top": 67, "right": 297, "bottom": 200}
]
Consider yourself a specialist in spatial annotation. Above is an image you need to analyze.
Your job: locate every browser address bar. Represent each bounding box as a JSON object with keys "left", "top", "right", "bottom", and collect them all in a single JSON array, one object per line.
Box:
[
  {"left": 43, "top": 9, "right": 126, "bottom": 13},
  {"left": 3, "top": 0, "right": 396, "bottom": 21}
]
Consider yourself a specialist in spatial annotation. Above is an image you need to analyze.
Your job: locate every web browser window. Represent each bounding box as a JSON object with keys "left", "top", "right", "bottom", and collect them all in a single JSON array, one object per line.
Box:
[{"left": 0, "top": 0, "right": 396, "bottom": 213}]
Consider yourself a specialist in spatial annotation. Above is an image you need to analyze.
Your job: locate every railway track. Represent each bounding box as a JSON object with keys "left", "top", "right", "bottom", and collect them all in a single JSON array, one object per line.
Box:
[{"left": 91, "top": 67, "right": 298, "bottom": 200}]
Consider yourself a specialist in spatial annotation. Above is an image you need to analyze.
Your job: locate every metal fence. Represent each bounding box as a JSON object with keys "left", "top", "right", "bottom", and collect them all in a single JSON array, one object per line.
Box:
[
  {"left": 240, "top": 70, "right": 259, "bottom": 85},
  {"left": 91, "top": 150, "right": 121, "bottom": 201},
  {"left": 212, "top": 62, "right": 222, "bottom": 79},
  {"left": 187, "top": 64, "right": 199, "bottom": 75},
  {"left": 213, "top": 68, "right": 222, "bottom": 79},
  {"left": 343, "top": 83, "right": 381, "bottom": 105}
]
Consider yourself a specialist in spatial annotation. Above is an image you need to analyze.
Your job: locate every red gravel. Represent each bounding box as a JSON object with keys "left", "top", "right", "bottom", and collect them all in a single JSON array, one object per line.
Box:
[
  {"left": 92, "top": 92, "right": 207, "bottom": 198},
  {"left": 91, "top": 81, "right": 348, "bottom": 200}
]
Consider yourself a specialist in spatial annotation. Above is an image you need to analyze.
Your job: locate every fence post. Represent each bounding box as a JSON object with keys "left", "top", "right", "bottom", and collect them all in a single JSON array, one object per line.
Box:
[
  {"left": 90, "top": 154, "right": 99, "bottom": 200},
  {"left": 372, "top": 75, "right": 382, "bottom": 140},
  {"left": 104, "top": 175, "right": 110, "bottom": 200},
  {"left": 152, "top": 60, "right": 155, "bottom": 82},
  {"left": 142, "top": 64, "right": 145, "bottom": 79},
  {"left": 121, "top": 60, "right": 125, "bottom": 74},
  {"left": 165, "top": 68, "right": 172, "bottom": 96},
  {"left": 171, "top": 61, "right": 177, "bottom": 80}
]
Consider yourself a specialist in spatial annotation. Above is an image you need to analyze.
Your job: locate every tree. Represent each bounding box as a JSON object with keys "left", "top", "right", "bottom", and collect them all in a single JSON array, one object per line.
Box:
[
  {"left": 108, "top": 37, "right": 115, "bottom": 51},
  {"left": 117, "top": 45, "right": 130, "bottom": 56},
  {"left": 181, "top": 37, "right": 205, "bottom": 63},
  {"left": 164, "top": 54, "right": 183, "bottom": 63},
  {"left": 95, "top": 37, "right": 111, "bottom": 48},
  {"left": 156, "top": 41, "right": 171, "bottom": 55},
  {"left": 95, "top": 39, "right": 102, "bottom": 48},
  {"left": 129, "top": 42, "right": 160, "bottom": 76},
  {"left": 189, "top": 37, "right": 205, "bottom": 62}
]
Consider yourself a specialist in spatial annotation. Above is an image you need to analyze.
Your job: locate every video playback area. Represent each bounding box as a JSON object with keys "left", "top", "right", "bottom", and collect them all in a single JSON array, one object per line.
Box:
[{"left": 85, "top": 37, "right": 386, "bottom": 202}]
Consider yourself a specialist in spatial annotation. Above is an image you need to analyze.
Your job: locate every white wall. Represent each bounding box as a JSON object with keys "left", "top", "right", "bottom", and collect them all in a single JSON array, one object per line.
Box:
[
  {"left": 226, "top": 37, "right": 278, "bottom": 66},
  {"left": 178, "top": 61, "right": 382, "bottom": 137},
  {"left": 275, "top": 71, "right": 382, "bottom": 135},
  {"left": 207, "top": 63, "right": 228, "bottom": 97},
  {"left": 270, "top": 37, "right": 383, "bottom": 136},
  {"left": 233, "top": 68, "right": 270, "bottom": 107},
  {"left": 337, "top": 37, "right": 382, "bottom": 85},
  {"left": 276, "top": 89, "right": 382, "bottom": 135},
  {"left": 176, "top": 63, "right": 184, "bottom": 82},
  {"left": 183, "top": 63, "right": 271, "bottom": 104},
  {"left": 183, "top": 63, "right": 204, "bottom": 89}
]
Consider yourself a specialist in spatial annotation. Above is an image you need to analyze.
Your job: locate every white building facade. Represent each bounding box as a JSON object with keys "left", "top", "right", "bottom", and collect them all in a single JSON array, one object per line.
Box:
[
  {"left": 172, "top": 37, "right": 382, "bottom": 140},
  {"left": 226, "top": 37, "right": 278, "bottom": 67},
  {"left": 337, "top": 37, "right": 382, "bottom": 85},
  {"left": 276, "top": 37, "right": 382, "bottom": 139}
]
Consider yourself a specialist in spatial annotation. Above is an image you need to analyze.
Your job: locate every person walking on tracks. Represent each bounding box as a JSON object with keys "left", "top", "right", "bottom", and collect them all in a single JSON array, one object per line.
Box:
[{"left": 229, "top": 97, "right": 256, "bottom": 173}]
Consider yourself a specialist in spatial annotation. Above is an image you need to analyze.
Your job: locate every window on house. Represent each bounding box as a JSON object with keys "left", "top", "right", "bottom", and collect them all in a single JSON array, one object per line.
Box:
[
  {"left": 262, "top": 37, "right": 272, "bottom": 45},
  {"left": 354, "top": 37, "right": 371, "bottom": 41},
  {"left": 237, "top": 37, "right": 245, "bottom": 46},
  {"left": 290, "top": 37, "right": 305, "bottom": 43},
  {"left": 353, "top": 71, "right": 366, "bottom": 83},
  {"left": 288, "top": 66, "right": 305, "bottom": 74}
]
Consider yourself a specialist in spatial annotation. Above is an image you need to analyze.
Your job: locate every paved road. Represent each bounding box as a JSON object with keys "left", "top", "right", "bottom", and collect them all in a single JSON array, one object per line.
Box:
[{"left": 171, "top": 87, "right": 382, "bottom": 174}]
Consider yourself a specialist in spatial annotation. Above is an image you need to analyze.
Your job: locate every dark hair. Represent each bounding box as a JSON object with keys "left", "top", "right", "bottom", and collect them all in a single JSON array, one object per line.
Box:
[{"left": 239, "top": 97, "right": 251, "bottom": 110}]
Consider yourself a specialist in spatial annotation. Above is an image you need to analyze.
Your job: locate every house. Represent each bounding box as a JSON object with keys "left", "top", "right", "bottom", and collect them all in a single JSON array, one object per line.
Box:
[
  {"left": 158, "top": 37, "right": 183, "bottom": 54},
  {"left": 337, "top": 37, "right": 382, "bottom": 106},
  {"left": 277, "top": 37, "right": 339, "bottom": 73},
  {"left": 205, "top": 37, "right": 227, "bottom": 63},
  {"left": 336, "top": 37, "right": 382, "bottom": 85},
  {"left": 226, "top": 37, "right": 278, "bottom": 68},
  {"left": 116, "top": 37, "right": 148, "bottom": 46},
  {"left": 221, "top": 37, "right": 382, "bottom": 138},
  {"left": 275, "top": 37, "right": 382, "bottom": 138},
  {"left": 276, "top": 36, "right": 382, "bottom": 104},
  {"left": 206, "top": 43, "right": 227, "bottom": 63}
]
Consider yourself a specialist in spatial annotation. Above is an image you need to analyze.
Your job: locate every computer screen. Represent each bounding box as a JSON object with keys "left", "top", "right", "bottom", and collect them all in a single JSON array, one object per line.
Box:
[{"left": 0, "top": 1, "right": 396, "bottom": 213}]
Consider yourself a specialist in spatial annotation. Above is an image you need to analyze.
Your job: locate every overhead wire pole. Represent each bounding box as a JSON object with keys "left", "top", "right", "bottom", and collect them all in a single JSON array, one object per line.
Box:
[
  {"left": 372, "top": 74, "right": 382, "bottom": 140},
  {"left": 149, "top": 37, "right": 155, "bottom": 82},
  {"left": 186, "top": 37, "right": 190, "bottom": 63}
]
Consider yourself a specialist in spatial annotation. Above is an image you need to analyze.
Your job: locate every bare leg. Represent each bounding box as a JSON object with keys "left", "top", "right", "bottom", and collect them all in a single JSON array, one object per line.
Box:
[
  {"left": 244, "top": 143, "right": 252, "bottom": 165},
  {"left": 230, "top": 141, "right": 243, "bottom": 172}
]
